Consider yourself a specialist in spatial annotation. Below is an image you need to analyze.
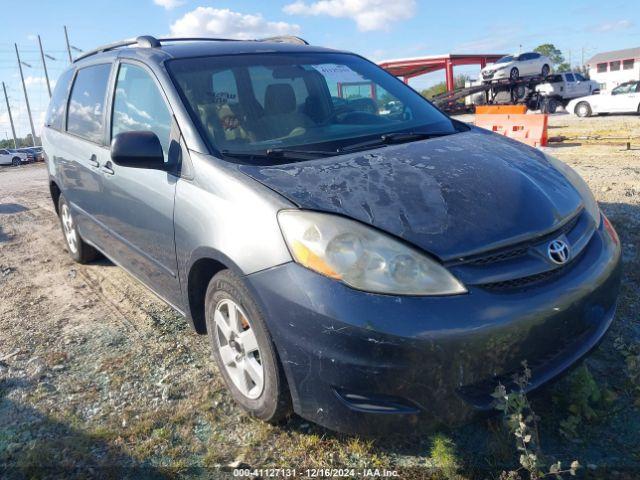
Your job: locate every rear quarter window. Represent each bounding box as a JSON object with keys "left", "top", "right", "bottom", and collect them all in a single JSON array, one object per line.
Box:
[
  {"left": 66, "top": 63, "right": 112, "bottom": 143},
  {"left": 45, "top": 68, "right": 74, "bottom": 131}
]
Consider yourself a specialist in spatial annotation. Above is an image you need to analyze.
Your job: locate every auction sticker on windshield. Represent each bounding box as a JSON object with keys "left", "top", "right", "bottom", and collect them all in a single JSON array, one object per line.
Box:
[{"left": 311, "top": 63, "right": 365, "bottom": 83}]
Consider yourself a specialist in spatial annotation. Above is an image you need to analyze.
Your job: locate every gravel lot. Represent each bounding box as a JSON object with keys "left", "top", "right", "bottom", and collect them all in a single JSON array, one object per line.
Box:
[{"left": 0, "top": 114, "right": 639, "bottom": 479}]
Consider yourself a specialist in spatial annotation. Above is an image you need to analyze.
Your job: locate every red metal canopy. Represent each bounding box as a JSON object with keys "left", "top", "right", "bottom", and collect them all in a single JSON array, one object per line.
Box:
[{"left": 378, "top": 53, "right": 505, "bottom": 92}]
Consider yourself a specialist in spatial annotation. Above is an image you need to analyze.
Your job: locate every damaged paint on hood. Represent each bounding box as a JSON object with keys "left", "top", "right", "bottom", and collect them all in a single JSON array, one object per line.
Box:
[{"left": 239, "top": 128, "right": 583, "bottom": 260}]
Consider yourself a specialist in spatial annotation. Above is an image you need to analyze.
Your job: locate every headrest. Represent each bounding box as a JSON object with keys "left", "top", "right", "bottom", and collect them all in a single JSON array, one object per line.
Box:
[{"left": 264, "top": 84, "right": 296, "bottom": 115}]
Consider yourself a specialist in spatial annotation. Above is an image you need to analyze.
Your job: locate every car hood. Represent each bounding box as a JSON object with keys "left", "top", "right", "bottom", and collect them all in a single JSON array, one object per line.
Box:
[
  {"left": 568, "top": 93, "right": 600, "bottom": 106},
  {"left": 482, "top": 63, "right": 510, "bottom": 72},
  {"left": 239, "top": 128, "right": 583, "bottom": 261}
]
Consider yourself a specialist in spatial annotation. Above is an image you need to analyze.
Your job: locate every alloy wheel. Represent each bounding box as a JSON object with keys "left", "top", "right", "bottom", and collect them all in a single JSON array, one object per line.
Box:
[
  {"left": 213, "top": 298, "right": 264, "bottom": 399},
  {"left": 61, "top": 203, "right": 78, "bottom": 254}
]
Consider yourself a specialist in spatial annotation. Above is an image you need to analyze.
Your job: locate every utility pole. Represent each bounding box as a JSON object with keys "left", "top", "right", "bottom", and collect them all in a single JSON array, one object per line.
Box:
[
  {"left": 64, "top": 25, "right": 73, "bottom": 62},
  {"left": 38, "top": 35, "right": 52, "bottom": 97},
  {"left": 2, "top": 82, "right": 18, "bottom": 149},
  {"left": 15, "top": 43, "right": 37, "bottom": 147}
]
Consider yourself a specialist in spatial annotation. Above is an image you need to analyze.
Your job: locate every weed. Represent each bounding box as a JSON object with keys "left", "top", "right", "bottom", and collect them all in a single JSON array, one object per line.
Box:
[
  {"left": 429, "top": 434, "right": 461, "bottom": 479},
  {"left": 492, "top": 362, "right": 581, "bottom": 479},
  {"left": 552, "top": 365, "right": 614, "bottom": 439},
  {"left": 614, "top": 336, "right": 640, "bottom": 404}
]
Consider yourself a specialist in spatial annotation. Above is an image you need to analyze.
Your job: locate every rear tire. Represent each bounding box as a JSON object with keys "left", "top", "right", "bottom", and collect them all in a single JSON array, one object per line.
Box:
[
  {"left": 11, "top": 157, "right": 20, "bottom": 166},
  {"left": 575, "top": 101, "right": 592, "bottom": 118},
  {"left": 57, "top": 194, "right": 99, "bottom": 263},
  {"left": 205, "top": 270, "right": 292, "bottom": 423},
  {"left": 510, "top": 67, "right": 519, "bottom": 81},
  {"left": 541, "top": 64, "right": 550, "bottom": 77}
]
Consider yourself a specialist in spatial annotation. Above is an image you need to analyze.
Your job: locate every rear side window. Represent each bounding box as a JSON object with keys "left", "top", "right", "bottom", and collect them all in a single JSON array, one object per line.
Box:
[
  {"left": 66, "top": 64, "right": 112, "bottom": 143},
  {"left": 45, "top": 69, "right": 74, "bottom": 130},
  {"left": 565, "top": 73, "right": 575, "bottom": 82},
  {"left": 111, "top": 64, "right": 172, "bottom": 160}
]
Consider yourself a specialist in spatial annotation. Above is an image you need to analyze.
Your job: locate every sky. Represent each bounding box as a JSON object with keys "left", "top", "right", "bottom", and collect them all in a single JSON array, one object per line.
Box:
[{"left": 0, "top": 0, "right": 639, "bottom": 139}]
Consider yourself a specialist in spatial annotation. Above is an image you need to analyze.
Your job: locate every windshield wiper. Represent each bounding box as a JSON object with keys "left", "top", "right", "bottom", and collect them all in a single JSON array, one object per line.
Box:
[
  {"left": 221, "top": 148, "right": 337, "bottom": 161},
  {"left": 340, "top": 131, "right": 456, "bottom": 153}
]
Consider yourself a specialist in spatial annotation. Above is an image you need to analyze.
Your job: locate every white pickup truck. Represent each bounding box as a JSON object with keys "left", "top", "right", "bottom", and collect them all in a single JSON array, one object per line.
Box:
[{"left": 535, "top": 72, "right": 600, "bottom": 112}]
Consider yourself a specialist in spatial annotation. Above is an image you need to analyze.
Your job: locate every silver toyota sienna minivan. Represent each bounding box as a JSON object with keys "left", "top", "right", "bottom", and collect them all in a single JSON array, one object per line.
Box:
[{"left": 43, "top": 35, "right": 621, "bottom": 434}]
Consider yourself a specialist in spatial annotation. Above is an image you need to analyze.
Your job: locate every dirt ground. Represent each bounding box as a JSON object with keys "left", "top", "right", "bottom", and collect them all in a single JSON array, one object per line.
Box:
[{"left": 0, "top": 113, "right": 639, "bottom": 479}]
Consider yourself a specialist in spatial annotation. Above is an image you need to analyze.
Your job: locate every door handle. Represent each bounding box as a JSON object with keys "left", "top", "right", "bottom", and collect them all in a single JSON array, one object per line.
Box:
[
  {"left": 101, "top": 161, "right": 115, "bottom": 176},
  {"left": 88, "top": 154, "right": 99, "bottom": 168}
]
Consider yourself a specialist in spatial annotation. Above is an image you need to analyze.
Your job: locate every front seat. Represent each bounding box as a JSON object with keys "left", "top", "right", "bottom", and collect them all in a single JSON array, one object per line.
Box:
[{"left": 256, "top": 84, "right": 313, "bottom": 139}]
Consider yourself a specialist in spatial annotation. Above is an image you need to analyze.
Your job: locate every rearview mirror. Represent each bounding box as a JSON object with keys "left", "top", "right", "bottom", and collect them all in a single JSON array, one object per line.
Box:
[{"left": 111, "top": 131, "right": 165, "bottom": 169}]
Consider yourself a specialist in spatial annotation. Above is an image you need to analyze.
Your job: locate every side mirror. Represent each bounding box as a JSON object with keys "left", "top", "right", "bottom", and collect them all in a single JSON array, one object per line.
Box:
[{"left": 111, "top": 131, "right": 165, "bottom": 169}]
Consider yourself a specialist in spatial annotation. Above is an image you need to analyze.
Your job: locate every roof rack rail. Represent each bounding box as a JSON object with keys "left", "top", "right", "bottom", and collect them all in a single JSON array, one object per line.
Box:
[
  {"left": 73, "top": 34, "right": 310, "bottom": 63},
  {"left": 257, "top": 36, "right": 309, "bottom": 45}
]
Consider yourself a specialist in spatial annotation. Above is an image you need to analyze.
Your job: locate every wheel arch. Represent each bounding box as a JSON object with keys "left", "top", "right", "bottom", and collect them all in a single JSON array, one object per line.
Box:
[
  {"left": 49, "top": 179, "right": 62, "bottom": 215},
  {"left": 185, "top": 247, "right": 246, "bottom": 334}
]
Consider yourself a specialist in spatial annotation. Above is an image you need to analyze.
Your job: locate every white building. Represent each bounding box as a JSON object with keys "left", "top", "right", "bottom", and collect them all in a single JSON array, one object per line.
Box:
[{"left": 586, "top": 47, "right": 640, "bottom": 91}]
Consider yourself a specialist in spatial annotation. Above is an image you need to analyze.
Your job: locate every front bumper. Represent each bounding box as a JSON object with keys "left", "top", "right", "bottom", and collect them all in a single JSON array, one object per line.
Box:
[
  {"left": 482, "top": 69, "right": 509, "bottom": 81},
  {"left": 246, "top": 221, "right": 621, "bottom": 434}
]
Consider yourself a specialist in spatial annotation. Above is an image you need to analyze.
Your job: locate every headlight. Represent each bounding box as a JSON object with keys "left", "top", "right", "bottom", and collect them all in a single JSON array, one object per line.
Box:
[
  {"left": 277, "top": 210, "right": 466, "bottom": 296},
  {"left": 545, "top": 154, "right": 601, "bottom": 226}
]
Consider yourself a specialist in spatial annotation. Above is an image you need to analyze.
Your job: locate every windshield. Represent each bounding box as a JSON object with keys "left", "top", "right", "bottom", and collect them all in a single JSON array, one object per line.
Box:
[
  {"left": 495, "top": 55, "right": 514, "bottom": 64},
  {"left": 167, "top": 52, "right": 458, "bottom": 161}
]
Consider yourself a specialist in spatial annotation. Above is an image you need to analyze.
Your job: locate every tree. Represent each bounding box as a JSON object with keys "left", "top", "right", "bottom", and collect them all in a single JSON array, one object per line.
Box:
[
  {"left": 0, "top": 134, "right": 40, "bottom": 149},
  {"left": 534, "top": 44, "right": 567, "bottom": 69},
  {"left": 420, "top": 74, "right": 470, "bottom": 99}
]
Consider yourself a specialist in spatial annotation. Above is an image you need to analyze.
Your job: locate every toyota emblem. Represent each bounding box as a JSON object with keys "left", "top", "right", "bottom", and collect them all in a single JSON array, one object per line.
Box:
[{"left": 547, "top": 239, "right": 570, "bottom": 265}]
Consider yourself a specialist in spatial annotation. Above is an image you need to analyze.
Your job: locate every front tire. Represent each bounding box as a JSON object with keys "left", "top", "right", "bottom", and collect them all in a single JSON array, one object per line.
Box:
[
  {"left": 12, "top": 157, "right": 20, "bottom": 166},
  {"left": 205, "top": 270, "right": 291, "bottom": 423},
  {"left": 510, "top": 67, "right": 519, "bottom": 81},
  {"left": 541, "top": 97, "right": 558, "bottom": 114},
  {"left": 58, "top": 194, "right": 99, "bottom": 263},
  {"left": 575, "top": 101, "right": 592, "bottom": 118}
]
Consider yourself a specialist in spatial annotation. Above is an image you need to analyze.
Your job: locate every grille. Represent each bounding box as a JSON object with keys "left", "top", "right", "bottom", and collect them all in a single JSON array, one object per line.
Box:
[
  {"left": 462, "top": 212, "right": 581, "bottom": 267},
  {"left": 481, "top": 245, "right": 585, "bottom": 292},
  {"left": 481, "top": 268, "right": 561, "bottom": 291}
]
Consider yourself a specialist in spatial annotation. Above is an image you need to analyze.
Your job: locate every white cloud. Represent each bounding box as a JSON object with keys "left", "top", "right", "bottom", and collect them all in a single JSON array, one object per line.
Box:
[
  {"left": 154, "top": 0, "right": 185, "bottom": 10},
  {"left": 24, "top": 76, "right": 48, "bottom": 87},
  {"left": 283, "top": 0, "right": 415, "bottom": 31},
  {"left": 169, "top": 7, "right": 301, "bottom": 39},
  {"left": 592, "top": 19, "right": 633, "bottom": 33}
]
